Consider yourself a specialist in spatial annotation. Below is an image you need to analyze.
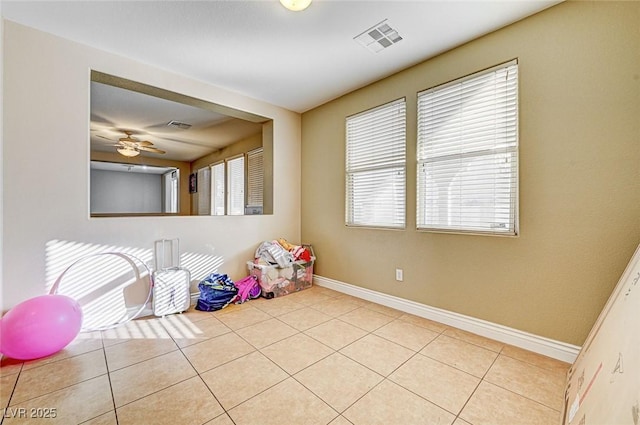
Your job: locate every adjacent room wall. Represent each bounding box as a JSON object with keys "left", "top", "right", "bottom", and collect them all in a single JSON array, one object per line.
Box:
[
  {"left": 301, "top": 1, "right": 640, "bottom": 346},
  {"left": 191, "top": 133, "right": 262, "bottom": 171},
  {"left": 90, "top": 170, "right": 163, "bottom": 214},
  {"left": 91, "top": 151, "right": 192, "bottom": 215},
  {"left": 2, "top": 21, "right": 302, "bottom": 310}
]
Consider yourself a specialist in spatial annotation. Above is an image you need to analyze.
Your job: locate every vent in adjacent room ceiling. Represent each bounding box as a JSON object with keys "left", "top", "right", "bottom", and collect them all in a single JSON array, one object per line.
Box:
[
  {"left": 354, "top": 19, "right": 403, "bottom": 53},
  {"left": 167, "top": 120, "right": 192, "bottom": 130}
]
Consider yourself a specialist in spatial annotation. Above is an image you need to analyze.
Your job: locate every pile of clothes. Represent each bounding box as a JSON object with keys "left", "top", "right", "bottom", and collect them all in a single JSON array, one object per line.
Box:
[
  {"left": 254, "top": 239, "right": 312, "bottom": 267},
  {"left": 251, "top": 239, "right": 314, "bottom": 298}
]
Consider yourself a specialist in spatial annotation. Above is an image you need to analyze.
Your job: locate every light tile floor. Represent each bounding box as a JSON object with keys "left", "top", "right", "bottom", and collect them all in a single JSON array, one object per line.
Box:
[{"left": 0, "top": 286, "right": 570, "bottom": 425}]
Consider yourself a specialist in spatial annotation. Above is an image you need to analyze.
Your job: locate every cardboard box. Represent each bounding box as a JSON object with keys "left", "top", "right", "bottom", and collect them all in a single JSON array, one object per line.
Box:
[{"left": 561, "top": 244, "right": 640, "bottom": 425}]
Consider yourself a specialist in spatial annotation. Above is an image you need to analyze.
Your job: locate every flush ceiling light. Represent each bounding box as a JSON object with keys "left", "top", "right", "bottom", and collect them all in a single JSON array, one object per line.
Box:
[
  {"left": 117, "top": 147, "right": 140, "bottom": 157},
  {"left": 280, "top": 0, "right": 312, "bottom": 12}
]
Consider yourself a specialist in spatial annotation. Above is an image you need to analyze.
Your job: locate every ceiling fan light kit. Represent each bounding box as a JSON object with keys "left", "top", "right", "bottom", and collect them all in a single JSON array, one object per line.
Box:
[
  {"left": 113, "top": 131, "right": 166, "bottom": 157},
  {"left": 117, "top": 147, "right": 140, "bottom": 158},
  {"left": 279, "top": 0, "right": 312, "bottom": 12}
]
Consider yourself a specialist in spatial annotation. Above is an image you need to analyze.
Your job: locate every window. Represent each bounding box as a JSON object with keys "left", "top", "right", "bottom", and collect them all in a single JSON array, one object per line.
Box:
[
  {"left": 206, "top": 150, "right": 263, "bottom": 216},
  {"left": 227, "top": 156, "right": 245, "bottom": 216},
  {"left": 211, "top": 162, "right": 225, "bottom": 216},
  {"left": 196, "top": 167, "right": 211, "bottom": 215},
  {"left": 162, "top": 170, "right": 179, "bottom": 213},
  {"left": 417, "top": 60, "right": 518, "bottom": 235},
  {"left": 346, "top": 98, "right": 406, "bottom": 228}
]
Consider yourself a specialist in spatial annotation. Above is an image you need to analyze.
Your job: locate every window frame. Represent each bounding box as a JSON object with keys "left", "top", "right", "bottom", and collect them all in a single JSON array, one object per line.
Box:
[
  {"left": 345, "top": 97, "right": 407, "bottom": 230},
  {"left": 416, "top": 60, "right": 519, "bottom": 236}
]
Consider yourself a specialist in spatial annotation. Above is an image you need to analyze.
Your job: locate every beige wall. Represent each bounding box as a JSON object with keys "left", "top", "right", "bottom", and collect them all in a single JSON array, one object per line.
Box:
[
  {"left": 301, "top": 1, "right": 640, "bottom": 346},
  {"left": 191, "top": 132, "right": 262, "bottom": 171},
  {"left": 2, "top": 21, "right": 301, "bottom": 310}
]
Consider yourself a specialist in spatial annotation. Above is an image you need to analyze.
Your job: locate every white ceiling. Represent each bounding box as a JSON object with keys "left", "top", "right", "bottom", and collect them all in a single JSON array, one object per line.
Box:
[
  {"left": 90, "top": 81, "right": 264, "bottom": 162},
  {"left": 1, "top": 0, "right": 561, "bottom": 113}
]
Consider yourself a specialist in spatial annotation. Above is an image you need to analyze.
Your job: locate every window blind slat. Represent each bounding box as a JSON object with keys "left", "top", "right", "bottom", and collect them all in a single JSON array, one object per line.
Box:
[
  {"left": 211, "top": 162, "right": 225, "bottom": 216},
  {"left": 247, "top": 148, "right": 263, "bottom": 208},
  {"left": 197, "top": 167, "right": 211, "bottom": 216},
  {"left": 417, "top": 61, "right": 518, "bottom": 235},
  {"left": 346, "top": 99, "right": 406, "bottom": 228},
  {"left": 227, "top": 156, "right": 244, "bottom": 216}
]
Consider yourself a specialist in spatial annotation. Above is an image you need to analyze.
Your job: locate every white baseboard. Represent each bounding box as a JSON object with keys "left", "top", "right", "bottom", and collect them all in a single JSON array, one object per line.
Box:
[
  {"left": 313, "top": 275, "right": 580, "bottom": 364},
  {"left": 128, "top": 304, "right": 153, "bottom": 319}
]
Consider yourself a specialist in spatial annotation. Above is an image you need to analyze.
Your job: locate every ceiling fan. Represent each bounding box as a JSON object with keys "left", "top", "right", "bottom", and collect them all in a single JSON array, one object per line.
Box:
[{"left": 114, "top": 131, "right": 166, "bottom": 157}]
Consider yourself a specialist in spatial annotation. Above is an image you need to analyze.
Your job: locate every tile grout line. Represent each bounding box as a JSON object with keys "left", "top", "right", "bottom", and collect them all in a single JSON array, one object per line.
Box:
[
  {"left": 291, "top": 319, "right": 424, "bottom": 418},
  {"left": 451, "top": 350, "right": 501, "bottom": 424},
  {"left": 4, "top": 287, "right": 565, "bottom": 424},
  {"left": 135, "top": 325, "right": 234, "bottom": 425},
  {"left": 15, "top": 345, "right": 104, "bottom": 373},
  {"left": 480, "top": 372, "right": 565, "bottom": 413},
  {"left": 171, "top": 318, "right": 252, "bottom": 425},
  {"left": 1, "top": 361, "right": 24, "bottom": 425},
  {"left": 109, "top": 327, "right": 208, "bottom": 418},
  {"left": 305, "top": 310, "right": 492, "bottom": 422},
  {"left": 195, "top": 291, "right": 346, "bottom": 423},
  {"left": 380, "top": 347, "right": 472, "bottom": 419},
  {"left": 5, "top": 360, "right": 109, "bottom": 410},
  {"left": 104, "top": 348, "right": 183, "bottom": 374},
  {"left": 172, "top": 326, "right": 226, "bottom": 417},
  {"left": 498, "top": 351, "right": 571, "bottom": 375},
  {"left": 246, "top": 297, "right": 393, "bottom": 421},
  {"left": 100, "top": 317, "right": 224, "bottom": 419},
  {"left": 451, "top": 345, "right": 567, "bottom": 422},
  {"left": 223, "top": 297, "right": 339, "bottom": 420},
  {"left": 383, "top": 325, "right": 499, "bottom": 419},
  {"left": 483, "top": 347, "right": 566, "bottom": 413},
  {"left": 100, "top": 340, "right": 120, "bottom": 425}
]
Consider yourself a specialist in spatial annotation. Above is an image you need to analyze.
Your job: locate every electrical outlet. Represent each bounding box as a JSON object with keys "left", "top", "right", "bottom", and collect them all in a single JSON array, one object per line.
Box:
[{"left": 395, "top": 268, "right": 404, "bottom": 282}]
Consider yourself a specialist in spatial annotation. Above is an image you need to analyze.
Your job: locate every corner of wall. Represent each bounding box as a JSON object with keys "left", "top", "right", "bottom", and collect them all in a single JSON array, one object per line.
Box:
[{"left": 1, "top": 14, "right": 5, "bottom": 311}]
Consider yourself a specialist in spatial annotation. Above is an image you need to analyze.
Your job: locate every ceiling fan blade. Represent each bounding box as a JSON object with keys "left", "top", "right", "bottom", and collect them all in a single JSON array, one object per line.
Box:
[
  {"left": 136, "top": 140, "right": 153, "bottom": 147},
  {"left": 138, "top": 146, "right": 166, "bottom": 154}
]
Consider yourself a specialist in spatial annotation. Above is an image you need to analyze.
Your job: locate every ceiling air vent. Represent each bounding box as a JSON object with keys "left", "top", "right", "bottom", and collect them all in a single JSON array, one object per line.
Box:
[
  {"left": 354, "top": 19, "right": 403, "bottom": 53},
  {"left": 167, "top": 120, "right": 192, "bottom": 130}
]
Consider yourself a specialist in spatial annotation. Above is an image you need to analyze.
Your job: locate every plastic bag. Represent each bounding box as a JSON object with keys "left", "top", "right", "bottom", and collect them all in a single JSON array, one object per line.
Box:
[{"left": 195, "top": 273, "right": 238, "bottom": 311}]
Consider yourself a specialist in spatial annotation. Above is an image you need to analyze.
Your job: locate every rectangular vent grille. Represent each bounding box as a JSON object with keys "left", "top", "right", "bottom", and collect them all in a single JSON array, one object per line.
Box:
[
  {"left": 354, "top": 19, "right": 403, "bottom": 53},
  {"left": 167, "top": 120, "right": 192, "bottom": 130}
]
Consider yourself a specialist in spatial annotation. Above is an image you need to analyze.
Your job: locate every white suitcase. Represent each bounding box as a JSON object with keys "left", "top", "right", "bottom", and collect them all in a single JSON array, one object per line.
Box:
[
  {"left": 152, "top": 239, "right": 191, "bottom": 316},
  {"left": 152, "top": 267, "right": 191, "bottom": 316}
]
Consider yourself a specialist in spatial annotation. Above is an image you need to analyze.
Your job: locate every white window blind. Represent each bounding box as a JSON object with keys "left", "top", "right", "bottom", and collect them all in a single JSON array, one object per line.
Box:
[
  {"left": 211, "top": 162, "right": 225, "bottom": 216},
  {"left": 346, "top": 98, "right": 406, "bottom": 228},
  {"left": 227, "top": 156, "right": 245, "bottom": 216},
  {"left": 196, "top": 167, "right": 211, "bottom": 216},
  {"left": 417, "top": 60, "right": 518, "bottom": 235},
  {"left": 246, "top": 148, "right": 264, "bottom": 208}
]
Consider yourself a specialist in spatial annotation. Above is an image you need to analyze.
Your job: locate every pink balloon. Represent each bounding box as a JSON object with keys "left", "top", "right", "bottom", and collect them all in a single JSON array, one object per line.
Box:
[{"left": 0, "top": 295, "right": 83, "bottom": 360}]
